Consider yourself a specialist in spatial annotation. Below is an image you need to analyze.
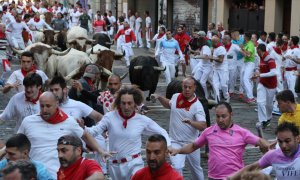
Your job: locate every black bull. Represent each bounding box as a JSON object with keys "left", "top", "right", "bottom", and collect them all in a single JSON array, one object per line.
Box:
[
  {"left": 166, "top": 79, "right": 211, "bottom": 127},
  {"left": 129, "top": 56, "right": 165, "bottom": 101},
  {"left": 93, "top": 33, "right": 111, "bottom": 49}
]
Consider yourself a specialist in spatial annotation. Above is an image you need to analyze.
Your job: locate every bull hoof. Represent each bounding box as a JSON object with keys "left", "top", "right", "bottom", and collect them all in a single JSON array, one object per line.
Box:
[{"left": 146, "top": 97, "right": 151, "bottom": 101}]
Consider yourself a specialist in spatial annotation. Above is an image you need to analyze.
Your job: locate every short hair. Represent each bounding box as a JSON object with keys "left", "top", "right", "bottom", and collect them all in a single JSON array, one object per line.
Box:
[
  {"left": 49, "top": 76, "right": 67, "bottom": 89},
  {"left": 291, "top": 36, "right": 300, "bottom": 46},
  {"left": 145, "top": 10, "right": 149, "bottom": 16},
  {"left": 257, "top": 44, "right": 267, "bottom": 52},
  {"left": 182, "top": 76, "right": 197, "bottom": 86},
  {"left": 104, "top": 12, "right": 107, "bottom": 16},
  {"left": 275, "top": 122, "right": 299, "bottom": 137},
  {"left": 57, "top": 135, "right": 83, "bottom": 150},
  {"left": 23, "top": 14, "right": 31, "bottom": 19},
  {"left": 268, "top": 32, "right": 276, "bottom": 41},
  {"left": 276, "top": 90, "right": 295, "bottom": 103},
  {"left": 113, "top": 86, "right": 144, "bottom": 109},
  {"left": 276, "top": 38, "right": 284, "bottom": 46},
  {"left": 6, "top": 134, "right": 31, "bottom": 152},
  {"left": 210, "top": 22, "right": 215, "bottom": 28},
  {"left": 259, "top": 31, "right": 267, "bottom": 36},
  {"left": 2, "top": 160, "right": 37, "bottom": 180},
  {"left": 215, "top": 102, "right": 233, "bottom": 113},
  {"left": 147, "top": 134, "right": 167, "bottom": 147},
  {"left": 23, "top": 72, "right": 43, "bottom": 87},
  {"left": 108, "top": 10, "right": 112, "bottom": 14},
  {"left": 244, "top": 32, "right": 251, "bottom": 40},
  {"left": 21, "top": 51, "right": 34, "bottom": 61},
  {"left": 159, "top": 26, "right": 166, "bottom": 32}
]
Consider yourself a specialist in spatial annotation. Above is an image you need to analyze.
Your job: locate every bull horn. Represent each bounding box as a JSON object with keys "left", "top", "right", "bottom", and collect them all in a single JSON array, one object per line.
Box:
[
  {"left": 64, "top": 67, "right": 81, "bottom": 81},
  {"left": 153, "top": 66, "right": 166, "bottom": 71},
  {"left": 105, "top": 42, "right": 113, "bottom": 45},
  {"left": 102, "top": 67, "right": 112, "bottom": 76},
  {"left": 51, "top": 48, "right": 71, "bottom": 56},
  {"left": 134, "top": 66, "right": 143, "bottom": 70},
  {"left": 120, "top": 72, "right": 128, "bottom": 80},
  {"left": 86, "top": 38, "right": 96, "bottom": 44},
  {"left": 54, "top": 30, "right": 60, "bottom": 34},
  {"left": 12, "top": 47, "right": 25, "bottom": 55},
  {"left": 208, "top": 99, "right": 218, "bottom": 106}
]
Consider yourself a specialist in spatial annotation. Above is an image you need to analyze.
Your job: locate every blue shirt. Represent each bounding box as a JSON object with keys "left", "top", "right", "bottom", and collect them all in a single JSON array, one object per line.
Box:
[
  {"left": 232, "top": 35, "right": 244, "bottom": 60},
  {"left": 159, "top": 38, "right": 183, "bottom": 64},
  {"left": 0, "top": 159, "right": 54, "bottom": 180}
]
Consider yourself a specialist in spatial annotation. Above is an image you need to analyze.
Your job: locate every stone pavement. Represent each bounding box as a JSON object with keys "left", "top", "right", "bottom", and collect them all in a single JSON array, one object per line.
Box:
[{"left": 0, "top": 46, "right": 279, "bottom": 179}]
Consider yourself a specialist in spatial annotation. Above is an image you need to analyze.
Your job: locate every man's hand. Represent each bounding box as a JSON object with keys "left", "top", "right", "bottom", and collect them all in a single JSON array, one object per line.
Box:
[
  {"left": 100, "top": 151, "right": 117, "bottom": 162},
  {"left": 168, "top": 147, "right": 180, "bottom": 156},
  {"left": 76, "top": 118, "right": 85, "bottom": 129},
  {"left": 72, "top": 80, "right": 83, "bottom": 91},
  {"left": 182, "top": 119, "right": 191, "bottom": 125}
]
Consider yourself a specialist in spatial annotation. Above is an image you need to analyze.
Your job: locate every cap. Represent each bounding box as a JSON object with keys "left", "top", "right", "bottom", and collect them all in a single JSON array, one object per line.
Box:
[
  {"left": 57, "top": 135, "right": 83, "bottom": 148},
  {"left": 198, "top": 31, "right": 206, "bottom": 36},
  {"left": 83, "top": 64, "right": 100, "bottom": 79}
]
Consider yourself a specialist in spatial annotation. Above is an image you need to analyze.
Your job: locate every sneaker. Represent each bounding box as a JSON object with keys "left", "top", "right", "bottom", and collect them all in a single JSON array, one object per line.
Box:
[
  {"left": 272, "top": 109, "right": 282, "bottom": 116},
  {"left": 245, "top": 98, "right": 256, "bottom": 104},
  {"left": 262, "top": 120, "right": 271, "bottom": 129}
]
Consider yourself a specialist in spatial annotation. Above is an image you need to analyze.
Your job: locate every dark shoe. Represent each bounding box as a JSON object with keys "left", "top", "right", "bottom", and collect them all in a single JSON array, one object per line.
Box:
[
  {"left": 175, "top": 66, "right": 179, "bottom": 77},
  {"left": 262, "top": 120, "right": 271, "bottom": 129}
]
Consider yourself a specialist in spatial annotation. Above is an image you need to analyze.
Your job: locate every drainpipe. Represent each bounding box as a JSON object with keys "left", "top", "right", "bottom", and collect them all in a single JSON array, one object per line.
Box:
[{"left": 212, "top": 0, "right": 217, "bottom": 23}]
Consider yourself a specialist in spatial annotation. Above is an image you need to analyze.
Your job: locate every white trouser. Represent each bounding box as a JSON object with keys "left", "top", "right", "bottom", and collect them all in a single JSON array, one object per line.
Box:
[
  {"left": 11, "top": 36, "right": 25, "bottom": 50},
  {"left": 257, "top": 83, "right": 277, "bottom": 122},
  {"left": 109, "top": 28, "right": 114, "bottom": 36},
  {"left": 284, "top": 70, "right": 298, "bottom": 97},
  {"left": 212, "top": 69, "right": 229, "bottom": 101},
  {"left": 241, "top": 61, "right": 255, "bottom": 99},
  {"left": 121, "top": 43, "right": 134, "bottom": 66},
  {"left": 229, "top": 60, "right": 244, "bottom": 94},
  {"left": 95, "top": 135, "right": 108, "bottom": 174},
  {"left": 194, "top": 65, "right": 213, "bottom": 99},
  {"left": 145, "top": 28, "right": 151, "bottom": 48},
  {"left": 161, "top": 61, "right": 176, "bottom": 84},
  {"left": 190, "top": 58, "right": 200, "bottom": 72},
  {"left": 170, "top": 141, "right": 204, "bottom": 180},
  {"left": 276, "top": 69, "right": 284, "bottom": 92},
  {"left": 5, "top": 31, "right": 13, "bottom": 46},
  {"left": 135, "top": 30, "right": 143, "bottom": 47},
  {"left": 109, "top": 156, "right": 144, "bottom": 180}
]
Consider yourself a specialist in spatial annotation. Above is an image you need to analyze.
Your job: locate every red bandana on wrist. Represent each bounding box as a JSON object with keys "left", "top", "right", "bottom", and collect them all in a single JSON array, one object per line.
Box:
[
  {"left": 157, "top": 33, "right": 165, "bottom": 39},
  {"left": 21, "top": 65, "right": 37, "bottom": 77},
  {"left": 45, "top": 108, "right": 68, "bottom": 124},
  {"left": 291, "top": 45, "right": 299, "bottom": 50},
  {"left": 176, "top": 93, "right": 197, "bottom": 111},
  {"left": 118, "top": 109, "right": 135, "bottom": 128},
  {"left": 224, "top": 43, "right": 232, "bottom": 52},
  {"left": 26, "top": 91, "right": 42, "bottom": 104},
  {"left": 273, "top": 47, "right": 282, "bottom": 55},
  {"left": 34, "top": 17, "right": 40, "bottom": 23}
]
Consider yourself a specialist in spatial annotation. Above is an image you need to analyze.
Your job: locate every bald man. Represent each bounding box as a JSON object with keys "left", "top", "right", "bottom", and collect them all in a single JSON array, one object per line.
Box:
[
  {"left": 17, "top": 92, "right": 110, "bottom": 178},
  {"left": 216, "top": 22, "right": 225, "bottom": 38}
]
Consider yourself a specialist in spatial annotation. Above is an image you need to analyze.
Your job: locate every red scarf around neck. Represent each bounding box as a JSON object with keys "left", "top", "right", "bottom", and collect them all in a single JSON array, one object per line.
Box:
[
  {"left": 157, "top": 33, "right": 165, "bottom": 39},
  {"left": 261, "top": 51, "right": 269, "bottom": 61},
  {"left": 118, "top": 109, "right": 135, "bottom": 128},
  {"left": 282, "top": 42, "right": 288, "bottom": 52},
  {"left": 34, "top": 17, "right": 40, "bottom": 22},
  {"left": 176, "top": 93, "right": 197, "bottom": 110},
  {"left": 273, "top": 47, "right": 282, "bottom": 55},
  {"left": 46, "top": 108, "right": 68, "bottom": 124},
  {"left": 214, "top": 43, "right": 222, "bottom": 49},
  {"left": 85, "top": 77, "right": 95, "bottom": 91},
  {"left": 21, "top": 65, "right": 36, "bottom": 77},
  {"left": 291, "top": 45, "right": 299, "bottom": 50},
  {"left": 224, "top": 43, "right": 232, "bottom": 52},
  {"left": 57, "top": 157, "right": 83, "bottom": 180},
  {"left": 26, "top": 91, "right": 41, "bottom": 104}
]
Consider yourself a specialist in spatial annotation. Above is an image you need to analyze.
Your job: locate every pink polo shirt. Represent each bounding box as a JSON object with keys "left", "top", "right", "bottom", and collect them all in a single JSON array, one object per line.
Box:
[{"left": 194, "top": 124, "right": 260, "bottom": 179}]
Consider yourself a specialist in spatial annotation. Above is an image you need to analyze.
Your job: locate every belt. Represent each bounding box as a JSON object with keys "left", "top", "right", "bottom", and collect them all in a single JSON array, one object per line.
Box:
[
  {"left": 285, "top": 67, "right": 297, "bottom": 71},
  {"left": 112, "top": 154, "right": 140, "bottom": 164}
]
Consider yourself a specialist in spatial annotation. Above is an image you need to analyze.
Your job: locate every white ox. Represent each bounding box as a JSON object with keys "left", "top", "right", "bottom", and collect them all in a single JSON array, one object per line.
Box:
[{"left": 67, "top": 26, "right": 94, "bottom": 52}]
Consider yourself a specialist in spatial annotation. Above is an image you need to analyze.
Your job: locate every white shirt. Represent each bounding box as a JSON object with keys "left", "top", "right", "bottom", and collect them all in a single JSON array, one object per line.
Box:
[
  {"left": 129, "top": 15, "right": 135, "bottom": 29},
  {"left": 225, "top": 44, "right": 241, "bottom": 70},
  {"left": 145, "top": 16, "right": 151, "bottom": 29},
  {"left": 107, "top": 15, "right": 116, "bottom": 25},
  {"left": 199, "top": 45, "right": 212, "bottom": 66},
  {"left": 86, "top": 110, "right": 171, "bottom": 159},
  {"left": 134, "top": 17, "right": 142, "bottom": 32},
  {"left": 6, "top": 69, "right": 48, "bottom": 93},
  {"left": 60, "top": 98, "right": 93, "bottom": 119},
  {"left": 0, "top": 91, "right": 40, "bottom": 132},
  {"left": 27, "top": 18, "right": 53, "bottom": 30},
  {"left": 7, "top": 21, "right": 32, "bottom": 37},
  {"left": 213, "top": 46, "right": 227, "bottom": 70},
  {"left": 267, "top": 41, "right": 276, "bottom": 53},
  {"left": 18, "top": 114, "right": 84, "bottom": 179},
  {"left": 169, "top": 93, "right": 206, "bottom": 142},
  {"left": 270, "top": 49, "right": 283, "bottom": 75},
  {"left": 257, "top": 38, "right": 267, "bottom": 46},
  {"left": 152, "top": 33, "right": 166, "bottom": 53},
  {"left": 284, "top": 48, "right": 300, "bottom": 68},
  {"left": 71, "top": 11, "right": 82, "bottom": 25}
]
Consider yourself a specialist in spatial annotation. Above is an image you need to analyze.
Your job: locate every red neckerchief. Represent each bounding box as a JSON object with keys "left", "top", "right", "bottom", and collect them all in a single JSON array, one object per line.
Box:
[
  {"left": 150, "top": 162, "right": 173, "bottom": 178},
  {"left": 25, "top": 91, "right": 41, "bottom": 104},
  {"left": 84, "top": 77, "right": 95, "bottom": 91},
  {"left": 214, "top": 43, "right": 222, "bottom": 49},
  {"left": 118, "top": 109, "right": 135, "bottom": 128},
  {"left": 218, "top": 27, "right": 224, "bottom": 32},
  {"left": 176, "top": 93, "right": 197, "bottom": 111},
  {"left": 157, "top": 33, "right": 165, "bottom": 39},
  {"left": 46, "top": 108, "right": 68, "bottom": 124},
  {"left": 34, "top": 17, "right": 40, "bottom": 23},
  {"left": 224, "top": 43, "right": 232, "bottom": 52},
  {"left": 261, "top": 51, "right": 269, "bottom": 61},
  {"left": 21, "top": 65, "right": 36, "bottom": 77},
  {"left": 273, "top": 47, "right": 282, "bottom": 55},
  {"left": 291, "top": 45, "right": 299, "bottom": 50},
  {"left": 282, "top": 42, "right": 288, "bottom": 52},
  {"left": 57, "top": 157, "right": 83, "bottom": 180}
]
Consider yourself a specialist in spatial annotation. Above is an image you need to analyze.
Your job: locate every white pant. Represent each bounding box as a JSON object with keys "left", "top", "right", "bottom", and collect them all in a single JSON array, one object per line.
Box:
[
  {"left": 121, "top": 43, "right": 134, "bottom": 66},
  {"left": 284, "top": 70, "right": 298, "bottom": 97},
  {"left": 135, "top": 30, "right": 143, "bottom": 47},
  {"left": 145, "top": 28, "right": 151, "bottom": 48},
  {"left": 190, "top": 58, "right": 200, "bottom": 72},
  {"left": 257, "top": 83, "right": 276, "bottom": 122},
  {"left": 11, "top": 36, "right": 25, "bottom": 50},
  {"left": 109, "top": 156, "right": 144, "bottom": 180},
  {"left": 170, "top": 141, "right": 204, "bottom": 180},
  {"left": 95, "top": 135, "right": 108, "bottom": 174},
  {"left": 229, "top": 60, "right": 244, "bottom": 94},
  {"left": 162, "top": 62, "right": 176, "bottom": 84},
  {"left": 276, "top": 69, "right": 284, "bottom": 92},
  {"left": 212, "top": 69, "right": 229, "bottom": 101},
  {"left": 241, "top": 61, "right": 255, "bottom": 99},
  {"left": 109, "top": 28, "right": 114, "bottom": 36},
  {"left": 194, "top": 65, "right": 213, "bottom": 99}
]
